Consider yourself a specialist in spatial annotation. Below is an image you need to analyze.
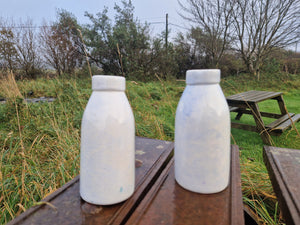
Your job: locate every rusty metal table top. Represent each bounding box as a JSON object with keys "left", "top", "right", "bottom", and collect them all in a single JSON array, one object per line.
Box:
[
  {"left": 263, "top": 146, "right": 300, "bottom": 225},
  {"left": 8, "top": 137, "right": 244, "bottom": 225},
  {"left": 226, "top": 90, "right": 282, "bottom": 104}
]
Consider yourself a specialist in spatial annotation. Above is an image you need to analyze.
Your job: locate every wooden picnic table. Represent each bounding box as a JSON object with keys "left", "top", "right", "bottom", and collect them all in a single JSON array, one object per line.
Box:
[
  {"left": 226, "top": 90, "right": 300, "bottom": 145},
  {"left": 7, "top": 137, "right": 245, "bottom": 225},
  {"left": 263, "top": 146, "right": 300, "bottom": 225}
]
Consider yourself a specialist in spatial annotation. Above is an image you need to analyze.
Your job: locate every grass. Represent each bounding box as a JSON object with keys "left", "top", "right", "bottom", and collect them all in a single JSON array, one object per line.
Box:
[{"left": 0, "top": 71, "right": 299, "bottom": 224}]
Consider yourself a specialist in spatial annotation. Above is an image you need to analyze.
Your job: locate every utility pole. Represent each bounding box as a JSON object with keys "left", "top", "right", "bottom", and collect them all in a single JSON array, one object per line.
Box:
[{"left": 165, "top": 13, "right": 168, "bottom": 50}]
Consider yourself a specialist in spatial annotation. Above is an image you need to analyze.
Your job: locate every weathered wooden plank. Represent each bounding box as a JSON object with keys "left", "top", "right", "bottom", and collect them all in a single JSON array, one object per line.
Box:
[
  {"left": 226, "top": 91, "right": 255, "bottom": 101},
  {"left": 274, "top": 95, "right": 289, "bottom": 115},
  {"left": 266, "top": 113, "right": 295, "bottom": 129},
  {"left": 231, "top": 122, "right": 258, "bottom": 132},
  {"left": 235, "top": 111, "right": 244, "bottom": 120},
  {"left": 250, "top": 103, "right": 272, "bottom": 145},
  {"left": 263, "top": 146, "right": 300, "bottom": 225},
  {"left": 226, "top": 91, "right": 257, "bottom": 102},
  {"left": 252, "top": 92, "right": 282, "bottom": 102},
  {"left": 226, "top": 90, "right": 255, "bottom": 101},
  {"left": 226, "top": 102, "right": 250, "bottom": 109},
  {"left": 230, "top": 145, "right": 246, "bottom": 225},
  {"left": 229, "top": 90, "right": 262, "bottom": 100},
  {"left": 126, "top": 145, "right": 245, "bottom": 225},
  {"left": 268, "top": 114, "right": 300, "bottom": 135},
  {"left": 227, "top": 91, "right": 282, "bottom": 104},
  {"left": 260, "top": 112, "right": 283, "bottom": 119},
  {"left": 232, "top": 109, "right": 252, "bottom": 116},
  {"left": 241, "top": 91, "right": 273, "bottom": 102},
  {"left": 275, "top": 114, "right": 300, "bottom": 131},
  {"left": 231, "top": 108, "right": 282, "bottom": 119}
]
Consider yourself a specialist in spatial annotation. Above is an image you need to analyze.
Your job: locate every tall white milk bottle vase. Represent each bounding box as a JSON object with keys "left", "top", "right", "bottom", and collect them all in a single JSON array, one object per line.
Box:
[
  {"left": 80, "top": 75, "right": 135, "bottom": 205},
  {"left": 174, "top": 69, "right": 231, "bottom": 194}
]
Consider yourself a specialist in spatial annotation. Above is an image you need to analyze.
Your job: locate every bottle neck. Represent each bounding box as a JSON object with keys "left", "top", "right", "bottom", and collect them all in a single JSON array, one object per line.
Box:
[
  {"left": 92, "top": 75, "right": 126, "bottom": 91},
  {"left": 187, "top": 82, "right": 219, "bottom": 86},
  {"left": 93, "top": 89, "right": 125, "bottom": 92},
  {"left": 186, "top": 69, "right": 220, "bottom": 85}
]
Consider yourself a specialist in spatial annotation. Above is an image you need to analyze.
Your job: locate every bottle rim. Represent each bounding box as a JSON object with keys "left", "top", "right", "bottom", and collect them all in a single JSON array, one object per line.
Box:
[
  {"left": 186, "top": 69, "right": 220, "bottom": 85},
  {"left": 92, "top": 75, "right": 125, "bottom": 91}
]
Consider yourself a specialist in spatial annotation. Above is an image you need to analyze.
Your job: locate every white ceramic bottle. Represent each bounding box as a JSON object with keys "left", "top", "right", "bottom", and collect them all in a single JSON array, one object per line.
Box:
[
  {"left": 174, "top": 69, "right": 230, "bottom": 194},
  {"left": 80, "top": 75, "right": 135, "bottom": 205}
]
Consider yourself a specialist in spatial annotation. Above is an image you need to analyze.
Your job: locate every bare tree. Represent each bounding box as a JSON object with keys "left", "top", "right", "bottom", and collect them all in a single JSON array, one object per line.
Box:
[
  {"left": 178, "top": 0, "right": 233, "bottom": 68},
  {"left": 39, "top": 23, "right": 61, "bottom": 74},
  {"left": 15, "top": 19, "right": 43, "bottom": 78},
  {"left": 231, "top": 0, "right": 300, "bottom": 79}
]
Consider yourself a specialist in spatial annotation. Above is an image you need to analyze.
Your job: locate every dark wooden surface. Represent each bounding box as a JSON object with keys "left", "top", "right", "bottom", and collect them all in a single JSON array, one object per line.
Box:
[
  {"left": 263, "top": 146, "right": 300, "bottom": 225},
  {"left": 273, "top": 114, "right": 300, "bottom": 134},
  {"left": 266, "top": 113, "right": 295, "bottom": 129},
  {"left": 226, "top": 90, "right": 300, "bottom": 144},
  {"left": 8, "top": 138, "right": 245, "bottom": 225},
  {"left": 7, "top": 137, "right": 174, "bottom": 225},
  {"left": 226, "top": 90, "right": 282, "bottom": 104},
  {"left": 126, "top": 145, "right": 245, "bottom": 225}
]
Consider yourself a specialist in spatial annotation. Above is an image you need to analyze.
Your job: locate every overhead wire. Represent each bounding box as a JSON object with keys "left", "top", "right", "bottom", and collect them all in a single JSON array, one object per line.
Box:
[
  {"left": 0, "top": 25, "right": 51, "bottom": 29},
  {"left": 0, "top": 17, "right": 190, "bottom": 33}
]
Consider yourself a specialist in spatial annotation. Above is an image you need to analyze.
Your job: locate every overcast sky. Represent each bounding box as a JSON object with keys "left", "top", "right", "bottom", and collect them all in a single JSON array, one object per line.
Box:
[{"left": 0, "top": 0, "right": 189, "bottom": 38}]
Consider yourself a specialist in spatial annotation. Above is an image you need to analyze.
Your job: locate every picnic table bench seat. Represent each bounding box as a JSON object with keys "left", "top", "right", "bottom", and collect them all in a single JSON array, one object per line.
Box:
[{"left": 266, "top": 113, "right": 300, "bottom": 135}]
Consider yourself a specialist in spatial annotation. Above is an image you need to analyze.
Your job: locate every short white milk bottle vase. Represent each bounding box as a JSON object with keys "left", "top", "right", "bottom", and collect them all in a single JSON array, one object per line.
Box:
[
  {"left": 80, "top": 75, "right": 135, "bottom": 205},
  {"left": 174, "top": 69, "right": 230, "bottom": 194}
]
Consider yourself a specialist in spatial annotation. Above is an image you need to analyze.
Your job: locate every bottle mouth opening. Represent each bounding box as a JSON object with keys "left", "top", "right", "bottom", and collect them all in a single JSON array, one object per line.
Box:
[
  {"left": 92, "top": 75, "right": 126, "bottom": 91},
  {"left": 186, "top": 69, "right": 220, "bottom": 85}
]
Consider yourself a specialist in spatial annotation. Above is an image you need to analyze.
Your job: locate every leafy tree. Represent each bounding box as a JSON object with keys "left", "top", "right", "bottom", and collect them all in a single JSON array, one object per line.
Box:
[
  {"left": 39, "top": 9, "right": 83, "bottom": 75},
  {"left": 148, "top": 36, "right": 179, "bottom": 80},
  {"left": 173, "top": 32, "right": 202, "bottom": 78},
  {"left": 0, "top": 20, "right": 18, "bottom": 71},
  {"left": 83, "top": 7, "right": 114, "bottom": 72},
  {"left": 84, "top": 0, "right": 152, "bottom": 80}
]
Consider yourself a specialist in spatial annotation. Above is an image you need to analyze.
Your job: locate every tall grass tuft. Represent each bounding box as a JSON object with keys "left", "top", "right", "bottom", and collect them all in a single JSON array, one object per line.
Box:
[
  {"left": 0, "top": 72, "right": 23, "bottom": 100},
  {"left": 240, "top": 160, "right": 285, "bottom": 224},
  {"left": 0, "top": 75, "right": 85, "bottom": 224}
]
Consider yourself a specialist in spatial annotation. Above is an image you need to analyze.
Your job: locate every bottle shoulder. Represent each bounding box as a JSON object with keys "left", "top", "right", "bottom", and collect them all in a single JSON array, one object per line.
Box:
[
  {"left": 83, "top": 91, "right": 133, "bottom": 118},
  {"left": 87, "top": 91, "right": 128, "bottom": 105},
  {"left": 180, "top": 85, "right": 226, "bottom": 103},
  {"left": 176, "top": 84, "right": 229, "bottom": 117}
]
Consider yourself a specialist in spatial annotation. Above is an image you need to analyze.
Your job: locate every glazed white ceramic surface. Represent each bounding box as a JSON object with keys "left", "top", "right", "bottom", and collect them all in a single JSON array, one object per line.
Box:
[
  {"left": 175, "top": 69, "right": 231, "bottom": 194},
  {"left": 80, "top": 75, "right": 135, "bottom": 205}
]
